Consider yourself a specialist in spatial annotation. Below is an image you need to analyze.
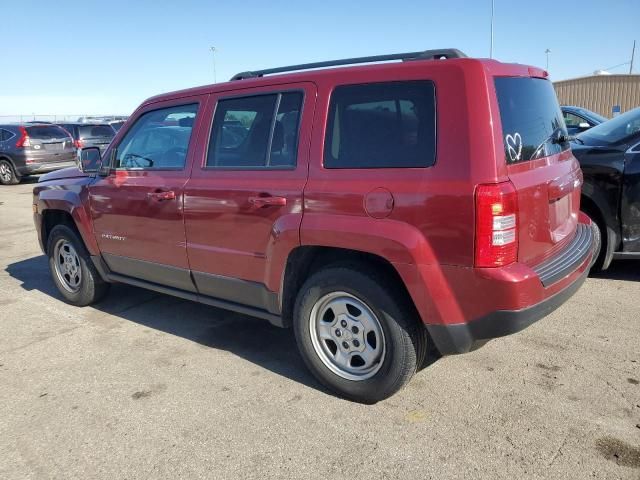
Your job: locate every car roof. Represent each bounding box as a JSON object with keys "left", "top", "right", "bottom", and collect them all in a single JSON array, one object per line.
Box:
[{"left": 141, "top": 54, "right": 545, "bottom": 107}]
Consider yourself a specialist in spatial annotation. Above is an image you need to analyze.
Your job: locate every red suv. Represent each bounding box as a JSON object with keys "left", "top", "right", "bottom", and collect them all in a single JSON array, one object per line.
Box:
[{"left": 33, "top": 49, "right": 594, "bottom": 403}]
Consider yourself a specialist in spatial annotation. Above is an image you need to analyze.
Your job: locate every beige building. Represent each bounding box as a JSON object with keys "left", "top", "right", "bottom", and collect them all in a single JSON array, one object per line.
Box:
[{"left": 554, "top": 74, "right": 640, "bottom": 118}]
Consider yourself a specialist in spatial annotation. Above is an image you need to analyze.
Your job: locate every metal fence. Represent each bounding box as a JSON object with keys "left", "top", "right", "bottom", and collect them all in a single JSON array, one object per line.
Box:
[{"left": 0, "top": 114, "right": 128, "bottom": 123}]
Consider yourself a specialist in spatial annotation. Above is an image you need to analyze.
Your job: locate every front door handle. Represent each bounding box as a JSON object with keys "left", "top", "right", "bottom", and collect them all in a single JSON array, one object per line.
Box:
[
  {"left": 147, "top": 190, "right": 176, "bottom": 201},
  {"left": 248, "top": 195, "right": 287, "bottom": 208}
]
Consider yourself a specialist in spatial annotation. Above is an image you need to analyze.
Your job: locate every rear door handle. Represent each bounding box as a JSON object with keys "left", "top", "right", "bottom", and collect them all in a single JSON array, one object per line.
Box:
[
  {"left": 248, "top": 196, "right": 287, "bottom": 208},
  {"left": 147, "top": 190, "right": 176, "bottom": 201}
]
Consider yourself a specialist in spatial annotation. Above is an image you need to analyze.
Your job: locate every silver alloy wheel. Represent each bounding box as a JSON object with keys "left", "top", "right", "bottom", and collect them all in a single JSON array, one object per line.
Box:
[
  {"left": 53, "top": 239, "right": 82, "bottom": 293},
  {"left": 0, "top": 162, "right": 12, "bottom": 183},
  {"left": 309, "top": 291, "right": 385, "bottom": 381}
]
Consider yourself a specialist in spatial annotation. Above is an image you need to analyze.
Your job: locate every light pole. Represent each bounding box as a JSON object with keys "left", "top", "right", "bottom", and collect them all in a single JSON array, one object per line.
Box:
[
  {"left": 490, "top": 0, "right": 495, "bottom": 58},
  {"left": 545, "top": 48, "right": 551, "bottom": 71},
  {"left": 210, "top": 46, "right": 218, "bottom": 83}
]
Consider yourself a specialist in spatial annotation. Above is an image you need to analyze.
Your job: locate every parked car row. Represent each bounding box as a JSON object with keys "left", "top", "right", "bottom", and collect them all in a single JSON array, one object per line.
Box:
[{"left": 0, "top": 120, "right": 123, "bottom": 185}]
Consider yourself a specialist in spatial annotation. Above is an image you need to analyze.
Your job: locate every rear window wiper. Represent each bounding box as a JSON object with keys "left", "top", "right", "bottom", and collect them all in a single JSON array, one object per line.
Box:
[{"left": 529, "top": 128, "right": 574, "bottom": 160}]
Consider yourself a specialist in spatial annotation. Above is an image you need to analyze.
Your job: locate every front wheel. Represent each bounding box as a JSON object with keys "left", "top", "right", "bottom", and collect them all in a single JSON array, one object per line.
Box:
[
  {"left": 293, "top": 266, "right": 426, "bottom": 403},
  {"left": 47, "top": 224, "right": 110, "bottom": 306}
]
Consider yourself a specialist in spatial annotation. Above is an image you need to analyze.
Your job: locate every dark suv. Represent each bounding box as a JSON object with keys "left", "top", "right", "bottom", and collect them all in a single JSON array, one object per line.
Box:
[
  {"left": 56, "top": 123, "right": 116, "bottom": 153},
  {"left": 33, "top": 49, "right": 594, "bottom": 403},
  {"left": 0, "top": 123, "right": 75, "bottom": 185}
]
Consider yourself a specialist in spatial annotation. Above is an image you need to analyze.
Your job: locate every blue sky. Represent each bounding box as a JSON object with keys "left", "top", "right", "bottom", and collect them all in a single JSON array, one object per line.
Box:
[{"left": 1, "top": 0, "right": 638, "bottom": 116}]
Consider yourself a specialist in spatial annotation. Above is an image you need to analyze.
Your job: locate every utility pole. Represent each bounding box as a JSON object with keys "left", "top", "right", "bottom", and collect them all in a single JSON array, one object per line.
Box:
[
  {"left": 630, "top": 40, "right": 636, "bottom": 74},
  {"left": 489, "top": 0, "right": 495, "bottom": 58},
  {"left": 545, "top": 48, "right": 551, "bottom": 71},
  {"left": 210, "top": 46, "right": 218, "bottom": 83}
]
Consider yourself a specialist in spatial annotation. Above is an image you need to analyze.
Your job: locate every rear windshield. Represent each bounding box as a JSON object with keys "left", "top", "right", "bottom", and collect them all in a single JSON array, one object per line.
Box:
[
  {"left": 495, "top": 77, "right": 568, "bottom": 164},
  {"left": 79, "top": 125, "right": 115, "bottom": 138},
  {"left": 26, "top": 125, "right": 70, "bottom": 140}
]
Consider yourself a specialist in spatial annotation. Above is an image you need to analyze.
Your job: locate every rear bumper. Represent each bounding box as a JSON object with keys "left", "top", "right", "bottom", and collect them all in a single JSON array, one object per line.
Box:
[
  {"left": 427, "top": 264, "right": 589, "bottom": 354},
  {"left": 421, "top": 219, "right": 594, "bottom": 355},
  {"left": 18, "top": 160, "right": 77, "bottom": 175}
]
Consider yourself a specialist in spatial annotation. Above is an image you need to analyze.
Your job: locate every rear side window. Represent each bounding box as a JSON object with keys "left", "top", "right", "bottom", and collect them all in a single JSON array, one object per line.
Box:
[
  {"left": 114, "top": 104, "right": 198, "bottom": 170},
  {"left": 79, "top": 125, "right": 115, "bottom": 138},
  {"left": 0, "top": 129, "right": 15, "bottom": 141},
  {"left": 495, "top": 77, "right": 568, "bottom": 164},
  {"left": 324, "top": 81, "right": 436, "bottom": 169},
  {"left": 26, "top": 125, "right": 70, "bottom": 140},
  {"left": 207, "top": 92, "right": 303, "bottom": 169}
]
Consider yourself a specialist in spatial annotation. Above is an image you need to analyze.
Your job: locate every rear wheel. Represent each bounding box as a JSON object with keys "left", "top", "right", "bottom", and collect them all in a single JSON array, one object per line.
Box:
[
  {"left": 47, "top": 224, "right": 110, "bottom": 306},
  {"left": 0, "top": 159, "right": 20, "bottom": 185},
  {"left": 293, "top": 266, "right": 426, "bottom": 403}
]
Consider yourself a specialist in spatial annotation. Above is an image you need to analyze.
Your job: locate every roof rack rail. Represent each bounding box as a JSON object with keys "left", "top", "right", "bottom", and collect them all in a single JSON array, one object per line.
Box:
[{"left": 230, "top": 48, "right": 467, "bottom": 81}]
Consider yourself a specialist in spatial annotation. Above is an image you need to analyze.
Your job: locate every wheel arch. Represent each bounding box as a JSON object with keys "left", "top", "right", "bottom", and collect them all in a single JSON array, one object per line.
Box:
[
  {"left": 581, "top": 193, "right": 618, "bottom": 269},
  {"left": 37, "top": 189, "right": 98, "bottom": 256},
  {"left": 279, "top": 245, "right": 422, "bottom": 329}
]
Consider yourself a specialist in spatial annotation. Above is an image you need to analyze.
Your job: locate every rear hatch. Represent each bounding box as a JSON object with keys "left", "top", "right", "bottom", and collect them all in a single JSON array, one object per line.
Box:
[
  {"left": 78, "top": 124, "right": 115, "bottom": 151},
  {"left": 26, "top": 125, "right": 75, "bottom": 162},
  {"left": 494, "top": 77, "right": 582, "bottom": 266}
]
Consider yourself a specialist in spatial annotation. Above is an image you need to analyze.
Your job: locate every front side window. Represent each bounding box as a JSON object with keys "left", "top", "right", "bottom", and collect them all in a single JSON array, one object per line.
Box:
[
  {"left": 114, "top": 104, "right": 198, "bottom": 170},
  {"left": 207, "top": 92, "right": 303, "bottom": 168},
  {"left": 495, "top": 77, "right": 568, "bottom": 163},
  {"left": 324, "top": 81, "right": 436, "bottom": 169},
  {"left": 563, "top": 112, "right": 585, "bottom": 128}
]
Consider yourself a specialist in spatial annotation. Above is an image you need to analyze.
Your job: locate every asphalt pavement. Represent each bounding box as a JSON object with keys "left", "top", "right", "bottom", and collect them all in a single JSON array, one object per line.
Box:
[{"left": 1, "top": 180, "right": 638, "bottom": 479}]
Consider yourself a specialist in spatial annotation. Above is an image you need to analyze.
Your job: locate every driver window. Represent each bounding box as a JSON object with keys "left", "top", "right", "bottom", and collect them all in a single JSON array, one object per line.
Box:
[
  {"left": 114, "top": 103, "right": 198, "bottom": 170},
  {"left": 563, "top": 112, "right": 584, "bottom": 128}
]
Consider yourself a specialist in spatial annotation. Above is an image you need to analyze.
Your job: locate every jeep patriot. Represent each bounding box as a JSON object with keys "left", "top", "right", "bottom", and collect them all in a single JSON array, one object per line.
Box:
[{"left": 33, "top": 49, "right": 594, "bottom": 403}]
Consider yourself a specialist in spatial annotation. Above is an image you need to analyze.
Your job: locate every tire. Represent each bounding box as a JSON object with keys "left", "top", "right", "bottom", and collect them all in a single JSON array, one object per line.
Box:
[
  {"left": 0, "top": 159, "right": 20, "bottom": 185},
  {"left": 589, "top": 219, "right": 602, "bottom": 270},
  {"left": 582, "top": 209, "right": 607, "bottom": 272},
  {"left": 47, "top": 224, "right": 110, "bottom": 306},
  {"left": 293, "top": 266, "right": 427, "bottom": 403}
]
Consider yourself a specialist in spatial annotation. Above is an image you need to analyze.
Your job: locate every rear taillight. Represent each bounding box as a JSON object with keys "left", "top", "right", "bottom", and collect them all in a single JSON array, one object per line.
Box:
[
  {"left": 15, "top": 127, "right": 31, "bottom": 148},
  {"left": 475, "top": 181, "right": 518, "bottom": 268},
  {"left": 74, "top": 139, "right": 84, "bottom": 148}
]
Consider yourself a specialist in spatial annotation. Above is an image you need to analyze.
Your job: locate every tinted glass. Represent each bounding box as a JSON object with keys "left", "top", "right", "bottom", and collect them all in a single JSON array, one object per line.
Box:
[
  {"left": 114, "top": 104, "right": 198, "bottom": 170},
  {"left": 26, "top": 125, "right": 71, "bottom": 140},
  {"left": 207, "top": 92, "right": 303, "bottom": 168},
  {"left": 79, "top": 125, "right": 115, "bottom": 138},
  {"left": 324, "top": 81, "right": 436, "bottom": 169},
  {"left": 578, "top": 107, "right": 640, "bottom": 145},
  {"left": 110, "top": 121, "right": 125, "bottom": 131},
  {"left": 60, "top": 125, "right": 76, "bottom": 137},
  {"left": 495, "top": 77, "right": 568, "bottom": 163},
  {"left": 563, "top": 112, "right": 585, "bottom": 128},
  {"left": 0, "top": 129, "right": 14, "bottom": 141}
]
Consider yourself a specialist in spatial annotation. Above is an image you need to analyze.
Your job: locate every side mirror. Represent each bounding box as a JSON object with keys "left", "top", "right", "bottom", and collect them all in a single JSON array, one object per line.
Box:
[
  {"left": 578, "top": 122, "right": 591, "bottom": 130},
  {"left": 77, "top": 147, "right": 102, "bottom": 173}
]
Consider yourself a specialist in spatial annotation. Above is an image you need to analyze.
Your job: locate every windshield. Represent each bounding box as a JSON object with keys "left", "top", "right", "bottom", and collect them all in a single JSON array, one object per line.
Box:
[
  {"left": 495, "top": 77, "right": 568, "bottom": 163},
  {"left": 577, "top": 108, "right": 608, "bottom": 124},
  {"left": 578, "top": 107, "right": 640, "bottom": 145}
]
